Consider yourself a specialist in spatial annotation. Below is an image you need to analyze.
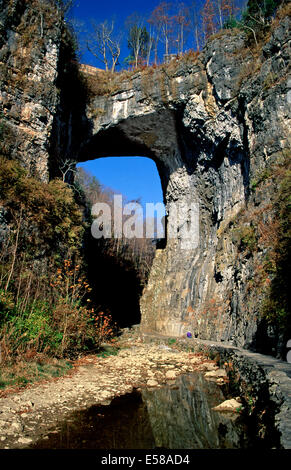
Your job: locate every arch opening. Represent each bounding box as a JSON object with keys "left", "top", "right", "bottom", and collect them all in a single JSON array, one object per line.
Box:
[{"left": 76, "top": 156, "right": 166, "bottom": 329}]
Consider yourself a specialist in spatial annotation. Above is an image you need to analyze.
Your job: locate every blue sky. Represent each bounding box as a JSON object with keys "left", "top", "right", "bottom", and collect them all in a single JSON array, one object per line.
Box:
[
  {"left": 70, "top": 0, "right": 185, "bottom": 67},
  {"left": 77, "top": 157, "right": 164, "bottom": 207}
]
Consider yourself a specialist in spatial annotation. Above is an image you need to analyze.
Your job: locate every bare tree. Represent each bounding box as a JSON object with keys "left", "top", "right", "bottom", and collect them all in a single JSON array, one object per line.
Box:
[
  {"left": 189, "top": 1, "right": 202, "bottom": 51},
  {"left": 148, "top": 8, "right": 162, "bottom": 64},
  {"left": 150, "top": 2, "right": 173, "bottom": 58},
  {"left": 214, "top": 0, "right": 237, "bottom": 29},
  {"left": 87, "top": 19, "right": 121, "bottom": 72},
  {"left": 173, "top": 2, "right": 190, "bottom": 55},
  {"left": 125, "top": 13, "right": 149, "bottom": 68},
  {"left": 145, "top": 22, "right": 156, "bottom": 66},
  {"left": 201, "top": 0, "right": 217, "bottom": 41},
  {"left": 59, "top": 158, "right": 77, "bottom": 182}
]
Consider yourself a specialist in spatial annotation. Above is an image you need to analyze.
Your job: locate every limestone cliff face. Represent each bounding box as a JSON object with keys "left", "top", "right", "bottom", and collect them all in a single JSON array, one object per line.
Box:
[
  {"left": 0, "top": 0, "right": 62, "bottom": 179},
  {"left": 0, "top": 0, "right": 290, "bottom": 357},
  {"left": 81, "top": 15, "right": 290, "bottom": 356},
  {"left": 0, "top": 0, "right": 87, "bottom": 180}
]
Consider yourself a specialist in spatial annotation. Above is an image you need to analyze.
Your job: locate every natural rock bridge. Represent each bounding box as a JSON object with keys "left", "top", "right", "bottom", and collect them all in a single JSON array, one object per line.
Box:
[
  {"left": 76, "top": 41, "right": 253, "bottom": 343},
  {"left": 2, "top": 0, "right": 290, "bottom": 352},
  {"left": 74, "top": 20, "right": 290, "bottom": 348},
  {"left": 1, "top": 1, "right": 291, "bottom": 450}
]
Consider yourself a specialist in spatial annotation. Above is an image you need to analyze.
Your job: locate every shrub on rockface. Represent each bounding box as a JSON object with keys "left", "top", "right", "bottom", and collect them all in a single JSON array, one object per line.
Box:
[
  {"left": 224, "top": 0, "right": 287, "bottom": 45},
  {"left": 0, "top": 157, "right": 116, "bottom": 361},
  {"left": 231, "top": 154, "right": 290, "bottom": 340},
  {"left": 0, "top": 157, "right": 83, "bottom": 256},
  {"left": 242, "top": 0, "right": 283, "bottom": 27},
  {"left": 260, "top": 159, "right": 291, "bottom": 330}
]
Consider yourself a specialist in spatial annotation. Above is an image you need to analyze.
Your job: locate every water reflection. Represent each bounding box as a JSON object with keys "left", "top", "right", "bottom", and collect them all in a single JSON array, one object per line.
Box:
[
  {"left": 31, "top": 372, "right": 249, "bottom": 449},
  {"left": 32, "top": 391, "right": 155, "bottom": 449},
  {"left": 142, "top": 373, "right": 248, "bottom": 449}
]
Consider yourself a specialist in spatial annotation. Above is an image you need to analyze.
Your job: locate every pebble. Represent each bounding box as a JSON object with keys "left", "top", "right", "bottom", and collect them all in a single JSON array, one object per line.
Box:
[
  {"left": 17, "top": 437, "right": 33, "bottom": 445},
  {"left": 11, "top": 422, "right": 23, "bottom": 432},
  {"left": 212, "top": 398, "right": 242, "bottom": 412},
  {"left": 147, "top": 379, "right": 159, "bottom": 387},
  {"left": 0, "top": 341, "right": 216, "bottom": 449},
  {"left": 204, "top": 368, "right": 227, "bottom": 379},
  {"left": 165, "top": 370, "right": 177, "bottom": 380},
  {"left": 216, "top": 378, "right": 225, "bottom": 385},
  {"left": 23, "top": 401, "right": 34, "bottom": 408}
]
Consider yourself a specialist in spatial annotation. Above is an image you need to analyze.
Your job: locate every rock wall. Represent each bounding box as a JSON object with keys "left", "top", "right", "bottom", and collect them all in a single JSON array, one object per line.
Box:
[
  {"left": 0, "top": 0, "right": 62, "bottom": 179},
  {"left": 142, "top": 332, "right": 291, "bottom": 449},
  {"left": 81, "top": 14, "right": 290, "bottom": 356},
  {"left": 0, "top": 0, "right": 88, "bottom": 181},
  {"left": 0, "top": 0, "right": 290, "bottom": 357}
]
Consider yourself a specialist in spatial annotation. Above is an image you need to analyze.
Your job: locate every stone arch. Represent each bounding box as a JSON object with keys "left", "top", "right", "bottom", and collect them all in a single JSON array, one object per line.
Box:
[
  {"left": 77, "top": 98, "right": 200, "bottom": 336},
  {"left": 71, "top": 63, "right": 251, "bottom": 343},
  {"left": 78, "top": 108, "right": 189, "bottom": 206}
]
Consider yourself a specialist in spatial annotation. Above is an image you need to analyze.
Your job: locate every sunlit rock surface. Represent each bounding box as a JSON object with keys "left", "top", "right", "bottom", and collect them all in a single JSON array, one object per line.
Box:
[
  {"left": 1, "top": 0, "right": 290, "bottom": 355},
  {"left": 142, "top": 373, "right": 247, "bottom": 449}
]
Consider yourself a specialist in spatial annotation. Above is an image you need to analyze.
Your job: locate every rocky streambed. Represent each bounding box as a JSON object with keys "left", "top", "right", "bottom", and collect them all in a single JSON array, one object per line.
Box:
[
  {"left": 0, "top": 334, "right": 239, "bottom": 449},
  {"left": 0, "top": 329, "right": 290, "bottom": 449}
]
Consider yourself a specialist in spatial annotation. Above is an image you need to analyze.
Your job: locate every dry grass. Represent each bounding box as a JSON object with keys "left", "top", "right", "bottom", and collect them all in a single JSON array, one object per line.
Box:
[
  {"left": 271, "top": 1, "right": 291, "bottom": 29},
  {"left": 0, "top": 357, "right": 73, "bottom": 396},
  {"left": 209, "top": 27, "right": 242, "bottom": 42},
  {"left": 82, "top": 50, "right": 201, "bottom": 99},
  {"left": 235, "top": 55, "right": 262, "bottom": 90}
]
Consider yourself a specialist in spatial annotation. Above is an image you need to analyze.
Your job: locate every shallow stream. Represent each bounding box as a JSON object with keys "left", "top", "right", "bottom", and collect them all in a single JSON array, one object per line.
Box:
[{"left": 31, "top": 372, "right": 252, "bottom": 449}]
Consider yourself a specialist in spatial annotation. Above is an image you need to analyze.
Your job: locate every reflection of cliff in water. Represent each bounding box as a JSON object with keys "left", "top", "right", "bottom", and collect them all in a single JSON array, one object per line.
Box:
[
  {"left": 31, "top": 372, "right": 249, "bottom": 449},
  {"left": 31, "top": 390, "right": 155, "bottom": 449},
  {"left": 142, "top": 373, "right": 248, "bottom": 449}
]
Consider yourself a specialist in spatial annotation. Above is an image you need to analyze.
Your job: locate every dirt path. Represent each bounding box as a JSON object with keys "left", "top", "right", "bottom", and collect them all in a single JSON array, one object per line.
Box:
[{"left": 0, "top": 331, "right": 221, "bottom": 449}]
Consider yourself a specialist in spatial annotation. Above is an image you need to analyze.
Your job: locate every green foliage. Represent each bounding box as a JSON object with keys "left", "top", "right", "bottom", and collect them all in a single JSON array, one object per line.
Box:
[
  {"left": 0, "top": 157, "right": 116, "bottom": 363},
  {"left": 168, "top": 338, "right": 177, "bottom": 345},
  {"left": 0, "top": 289, "right": 15, "bottom": 323},
  {"left": 124, "top": 55, "right": 135, "bottom": 66},
  {"left": 261, "top": 161, "right": 291, "bottom": 329},
  {"left": 223, "top": 16, "right": 241, "bottom": 29},
  {"left": 243, "top": 0, "right": 282, "bottom": 26},
  {"left": 224, "top": 0, "right": 284, "bottom": 44},
  {"left": 232, "top": 225, "right": 258, "bottom": 252},
  {"left": 6, "top": 305, "right": 62, "bottom": 355},
  {"left": 0, "top": 359, "right": 72, "bottom": 390},
  {"left": 97, "top": 347, "right": 119, "bottom": 358},
  {"left": 0, "top": 157, "right": 83, "bottom": 255},
  {"left": 250, "top": 168, "right": 272, "bottom": 192},
  {"left": 127, "top": 24, "right": 149, "bottom": 65},
  {"left": 0, "top": 267, "right": 116, "bottom": 362}
]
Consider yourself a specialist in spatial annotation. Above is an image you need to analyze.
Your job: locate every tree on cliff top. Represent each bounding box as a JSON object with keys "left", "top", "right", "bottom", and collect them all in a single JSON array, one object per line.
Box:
[
  {"left": 87, "top": 19, "right": 121, "bottom": 72},
  {"left": 201, "top": 0, "right": 216, "bottom": 39},
  {"left": 243, "top": 0, "right": 283, "bottom": 25},
  {"left": 125, "top": 13, "right": 150, "bottom": 68}
]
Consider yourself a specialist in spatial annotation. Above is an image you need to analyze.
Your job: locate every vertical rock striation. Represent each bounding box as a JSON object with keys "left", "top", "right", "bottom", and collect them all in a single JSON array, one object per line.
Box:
[
  {"left": 81, "top": 14, "right": 290, "bottom": 356},
  {"left": 0, "top": 0, "right": 63, "bottom": 179},
  {"left": 0, "top": 0, "right": 290, "bottom": 357}
]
